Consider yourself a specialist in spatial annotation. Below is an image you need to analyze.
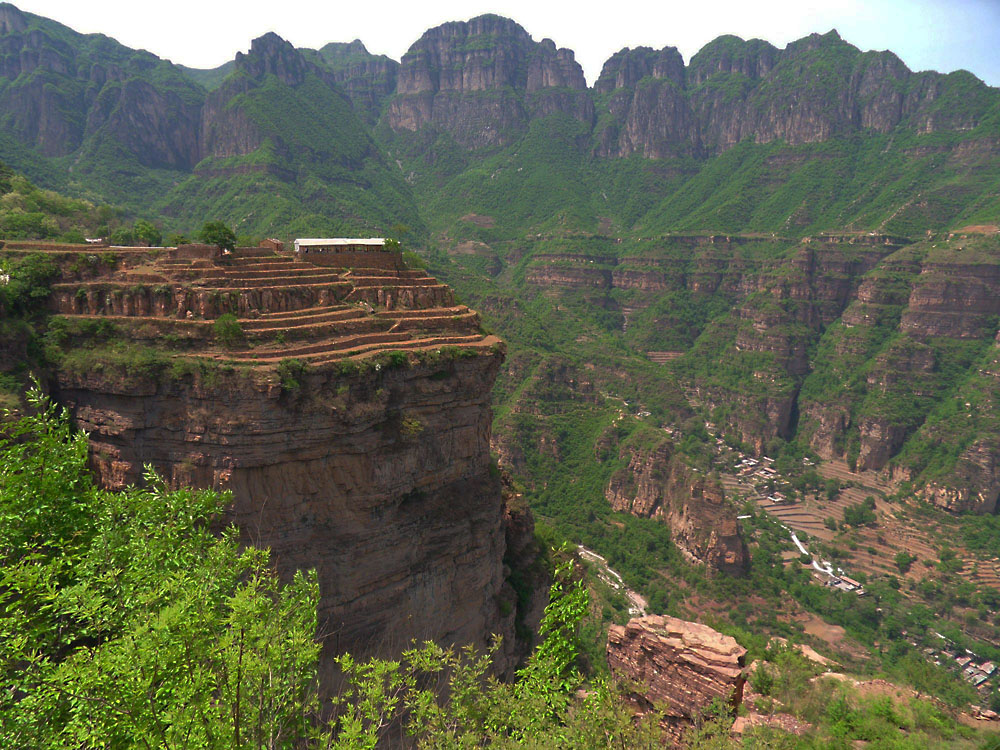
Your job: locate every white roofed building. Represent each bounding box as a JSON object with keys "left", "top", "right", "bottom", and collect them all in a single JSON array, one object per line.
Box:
[
  {"left": 292, "top": 238, "right": 400, "bottom": 269},
  {"left": 294, "top": 238, "right": 386, "bottom": 253}
]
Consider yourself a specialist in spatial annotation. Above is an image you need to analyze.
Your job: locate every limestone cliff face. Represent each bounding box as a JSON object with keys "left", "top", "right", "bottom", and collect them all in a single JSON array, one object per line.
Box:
[
  {"left": 318, "top": 40, "right": 399, "bottom": 124},
  {"left": 384, "top": 15, "right": 592, "bottom": 148},
  {"left": 605, "top": 437, "right": 748, "bottom": 575},
  {"left": 382, "top": 19, "right": 998, "bottom": 158},
  {"left": 607, "top": 615, "right": 746, "bottom": 739},
  {"left": 3, "top": 7, "right": 997, "bottom": 186},
  {"left": 57, "top": 351, "right": 531, "bottom": 682},
  {"left": 0, "top": 3, "right": 203, "bottom": 167},
  {"left": 591, "top": 30, "right": 997, "bottom": 159},
  {"left": 797, "top": 239, "right": 1000, "bottom": 511},
  {"left": 593, "top": 46, "right": 699, "bottom": 159},
  {"left": 199, "top": 34, "right": 304, "bottom": 161}
]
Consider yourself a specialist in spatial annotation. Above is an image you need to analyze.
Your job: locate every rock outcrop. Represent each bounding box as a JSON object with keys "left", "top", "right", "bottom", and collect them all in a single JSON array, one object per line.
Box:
[
  {"left": 593, "top": 31, "right": 997, "bottom": 158},
  {"left": 0, "top": 3, "right": 203, "bottom": 167},
  {"left": 61, "top": 353, "right": 521, "bottom": 685},
  {"left": 797, "top": 235, "right": 1000, "bottom": 511},
  {"left": 605, "top": 436, "right": 748, "bottom": 575},
  {"left": 379, "top": 18, "right": 999, "bottom": 160},
  {"left": 30, "top": 242, "right": 534, "bottom": 689},
  {"left": 384, "top": 15, "right": 592, "bottom": 148},
  {"left": 317, "top": 40, "right": 399, "bottom": 124},
  {"left": 607, "top": 615, "right": 747, "bottom": 739}
]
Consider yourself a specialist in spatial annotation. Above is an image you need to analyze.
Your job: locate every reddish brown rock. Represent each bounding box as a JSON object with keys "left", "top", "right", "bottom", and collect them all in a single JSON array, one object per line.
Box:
[
  {"left": 38, "top": 244, "right": 536, "bottom": 694},
  {"left": 607, "top": 615, "right": 747, "bottom": 736},
  {"left": 384, "top": 15, "right": 592, "bottom": 148},
  {"left": 60, "top": 354, "right": 524, "bottom": 686},
  {"left": 606, "top": 437, "right": 749, "bottom": 575}
]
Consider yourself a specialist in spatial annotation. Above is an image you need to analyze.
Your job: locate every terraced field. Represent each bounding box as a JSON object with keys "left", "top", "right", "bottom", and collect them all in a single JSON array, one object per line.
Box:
[
  {"left": 38, "top": 242, "right": 500, "bottom": 368},
  {"left": 725, "top": 458, "right": 1000, "bottom": 593}
]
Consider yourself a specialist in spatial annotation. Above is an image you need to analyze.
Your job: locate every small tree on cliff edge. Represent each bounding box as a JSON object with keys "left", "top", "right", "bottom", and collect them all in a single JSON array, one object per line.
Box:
[
  {"left": 133, "top": 219, "right": 162, "bottom": 247},
  {"left": 199, "top": 221, "right": 236, "bottom": 252}
]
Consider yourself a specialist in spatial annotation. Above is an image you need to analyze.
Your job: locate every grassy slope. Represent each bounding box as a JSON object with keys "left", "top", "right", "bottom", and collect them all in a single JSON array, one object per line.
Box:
[{"left": 158, "top": 70, "right": 424, "bottom": 238}]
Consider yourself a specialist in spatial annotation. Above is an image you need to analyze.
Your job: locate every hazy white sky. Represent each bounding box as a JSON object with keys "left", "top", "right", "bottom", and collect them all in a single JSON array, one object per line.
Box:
[{"left": 11, "top": 0, "right": 1000, "bottom": 86}]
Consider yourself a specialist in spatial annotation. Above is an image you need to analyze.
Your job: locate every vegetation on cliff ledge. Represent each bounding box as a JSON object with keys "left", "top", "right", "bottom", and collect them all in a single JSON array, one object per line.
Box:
[{"left": 3, "top": 391, "right": 996, "bottom": 748}]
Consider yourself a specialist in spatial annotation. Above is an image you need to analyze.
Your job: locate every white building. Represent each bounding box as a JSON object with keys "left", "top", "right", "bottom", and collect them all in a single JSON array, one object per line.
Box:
[{"left": 293, "top": 238, "right": 386, "bottom": 255}]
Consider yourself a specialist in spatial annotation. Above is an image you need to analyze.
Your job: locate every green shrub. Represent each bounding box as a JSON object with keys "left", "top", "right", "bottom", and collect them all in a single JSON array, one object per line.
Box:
[
  {"left": 0, "top": 253, "right": 58, "bottom": 316},
  {"left": 213, "top": 313, "right": 244, "bottom": 348},
  {"left": 401, "top": 416, "right": 424, "bottom": 437},
  {"left": 276, "top": 358, "right": 307, "bottom": 391},
  {"left": 843, "top": 497, "right": 877, "bottom": 527},
  {"left": 895, "top": 551, "right": 917, "bottom": 573},
  {"left": 383, "top": 350, "right": 409, "bottom": 369}
]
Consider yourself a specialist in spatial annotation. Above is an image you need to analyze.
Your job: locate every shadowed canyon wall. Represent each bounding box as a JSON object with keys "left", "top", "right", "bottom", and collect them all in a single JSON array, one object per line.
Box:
[{"left": 55, "top": 343, "right": 538, "bottom": 683}]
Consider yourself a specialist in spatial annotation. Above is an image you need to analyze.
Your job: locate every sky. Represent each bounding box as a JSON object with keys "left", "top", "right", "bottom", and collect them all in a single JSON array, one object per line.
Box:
[{"left": 10, "top": 0, "right": 1000, "bottom": 86}]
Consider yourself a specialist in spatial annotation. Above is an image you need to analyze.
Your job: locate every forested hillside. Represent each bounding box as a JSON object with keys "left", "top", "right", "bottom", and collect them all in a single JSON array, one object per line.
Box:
[{"left": 3, "top": 4, "right": 1000, "bottom": 745}]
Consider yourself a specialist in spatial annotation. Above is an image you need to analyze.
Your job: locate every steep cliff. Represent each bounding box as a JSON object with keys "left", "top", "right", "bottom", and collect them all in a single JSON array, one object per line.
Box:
[
  {"left": 799, "top": 233, "right": 1000, "bottom": 512},
  {"left": 316, "top": 40, "right": 399, "bottom": 125},
  {"left": 0, "top": 7, "right": 997, "bottom": 240},
  {"left": 607, "top": 615, "right": 747, "bottom": 740},
  {"left": 383, "top": 14, "right": 593, "bottom": 149},
  {"left": 503, "top": 229, "right": 1000, "bottom": 515},
  {"left": 0, "top": 8, "right": 422, "bottom": 237},
  {"left": 593, "top": 45, "right": 698, "bottom": 159},
  {"left": 605, "top": 434, "right": 748, "bottom": 574},
  {"left": 595, "top": 30, "right": 999, "bottom": 158},
  {"left": 21, "top": 241, "right": 538, "bottom": 687},
  {"left": 0, "top": 3, "right": 203, "bottom": 168},
  {"left": 163, "top": 32, "right": 423, "bottom": 238},
  {"left": 59, "top": 353, "right": 519, "bottom": 683}
]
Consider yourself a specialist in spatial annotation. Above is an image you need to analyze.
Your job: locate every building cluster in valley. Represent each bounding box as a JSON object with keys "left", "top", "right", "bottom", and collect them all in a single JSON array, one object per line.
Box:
[
  {"left": 705, "top": 424, "right": 871, "bottom": 597},
  {"left": 922, "top": 634, "right": 998, "bottom": 692},
  {"left": 734, "top": 455, "right": 790, "bottom": 504}
]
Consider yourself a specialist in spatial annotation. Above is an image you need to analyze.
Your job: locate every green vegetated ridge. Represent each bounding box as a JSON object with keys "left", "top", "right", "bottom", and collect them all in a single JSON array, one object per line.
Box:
[
  {"left": 0, "top": 4, "right": 422, "bottom": 239},
  {"left": 3, "top": 5, "right": 1000, "bottom": 743}
]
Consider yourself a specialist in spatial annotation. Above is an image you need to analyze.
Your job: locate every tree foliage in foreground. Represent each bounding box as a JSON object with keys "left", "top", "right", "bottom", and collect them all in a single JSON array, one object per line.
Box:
[
  {"left": 0, "top": 387, "right": 661, "bottom": 748},
  {"left": 0, "top": 386, "right": 327, "bottom": 748}
]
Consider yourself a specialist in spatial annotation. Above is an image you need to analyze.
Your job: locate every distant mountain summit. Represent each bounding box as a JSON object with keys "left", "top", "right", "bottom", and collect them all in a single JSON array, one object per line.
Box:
[
  {"left": 0, "top": 4, "right": 995, "bottom": 238},
  {"left": 384, "top": 15, "right": 592, "bottom": 148}
]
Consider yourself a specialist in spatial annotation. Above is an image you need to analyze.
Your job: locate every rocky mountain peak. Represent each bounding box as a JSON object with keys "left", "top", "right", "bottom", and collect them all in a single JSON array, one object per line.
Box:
[
  {"left": 396, "top": 14, "right": 534, "bottom": 95},
  {"left": 687, "top": 34, "right": 779, "bottom": 86},
  {"left": 527, "top": 38, "right": 587, "bottom": 91},
  {"left": 237, "top": 31, "right": 308, "bottom": 85},
  {"left": 783, "top": 28, "right": 851, "bottom": 58},
  {"left": 387, "top": 12, "right": 591, "bottom": 146},
  {"left": 595, "top": 46, "right": 685, "bottom": 93},
  {"left": 0, "top": 3, "right": 26, "bottom": 34},
  {"left": 317, "top": 38, "right": 399, "bottom": 123},
  {"left": 344, "top": 38, "right": 368, "bottom": 55},
  {"left": 426, "top": 13, "right": 532, "bottom": 44}
]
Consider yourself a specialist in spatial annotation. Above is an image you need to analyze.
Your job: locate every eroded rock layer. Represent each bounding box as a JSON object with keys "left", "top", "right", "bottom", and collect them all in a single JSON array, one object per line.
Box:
[
  {"left": 607, "top": 615, "right": 747, "bottom": 738},
  {"left": 15, "top": 240, "right": 533, "bottom": 686},
  {"left": 606, "top": 437, "right": 749, "bottom": 575},
  {"left": 60, "top": 354, "right": 513, "bottom": 684}
]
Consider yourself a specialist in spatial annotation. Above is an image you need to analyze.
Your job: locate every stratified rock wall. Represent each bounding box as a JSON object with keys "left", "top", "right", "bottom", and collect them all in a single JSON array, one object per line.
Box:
[
  {"left": 382, "top": 19, "right": 997, "bottom": 160},
  {"left": 58, "top": 351, "right": 527, "bottom": 683},
  {"left": 607, "top": 615, "right": 746, "bottom": 738},
  {"left": 384, "top": 15, "right": 592, "bottom": 148},
  {"left": 0, "top": 3, "right": 203, "bottom": 167},
  {"left": 606, "top": 437, "right": 749, "bottom": 575}
]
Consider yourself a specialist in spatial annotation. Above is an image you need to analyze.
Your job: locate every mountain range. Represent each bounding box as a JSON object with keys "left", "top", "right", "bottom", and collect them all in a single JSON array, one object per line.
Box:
[
  {"left": 0, "top": 4, "right": 997, "bottom": 241},
  {"left": 2, "top": 4, "right": 1000, "bottom": 537}
]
